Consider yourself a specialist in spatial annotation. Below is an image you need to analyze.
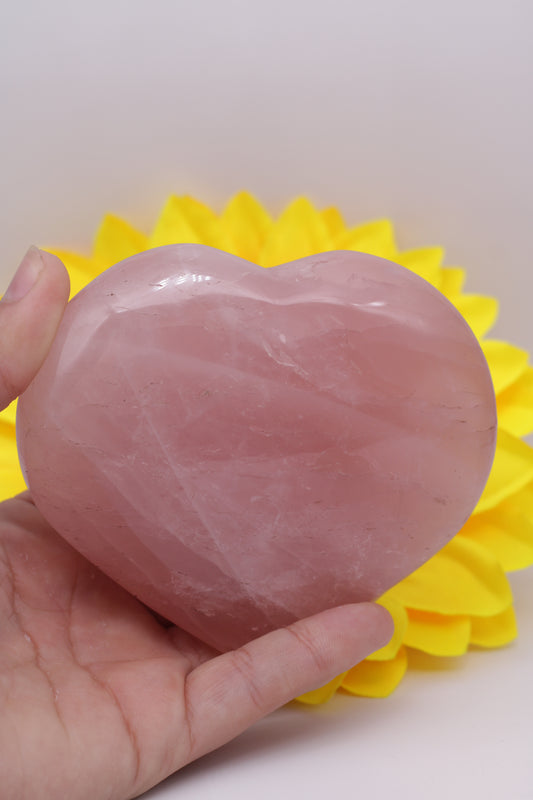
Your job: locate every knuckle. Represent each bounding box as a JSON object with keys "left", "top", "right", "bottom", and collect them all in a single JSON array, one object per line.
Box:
[
  {"left": 284, "top": 624, "right": 330, "bottom": 674},
  {"left": 230, "top": 645, "right": 267, "bottom": 713}
]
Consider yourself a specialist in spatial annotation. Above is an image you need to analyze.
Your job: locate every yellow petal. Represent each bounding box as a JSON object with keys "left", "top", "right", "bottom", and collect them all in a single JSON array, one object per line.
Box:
[
  {"left": 470, "top": 606, "right": 517, "bottom": 648},
  {"left": 395, "top": 246, "right": 444, "bottom": 287},
  {"left": 497, "top": 367, "right": 533, "bottom": 437},
  {"left": 481, "top": 340, "right": 530, "bottom": 395},
  {"left": 0, "top": 442, "right": 18, "bottom": 472},
  {"left": 93, "top": 214, "right": 148, "bottom": 269},
  {"left": 0, "top": 398, "right": 17, "bottom": 428},
  {"left": 177, "top": 195, "right": 219, "bottom": 242},
  {"left": 501, "top": 479, "right": 533, "bottom": 518},
  {"left": 341, "top": 646, "right": 408, "bottom": 697},
  {"left": 439, "top": 267, "right": 466, "bottom": 298},
  {"left": 0, "top": 469, "right": 26, "bottom": 501},
  {"left": 45, "top": 249, "right": 101, "bottom": 298},
  {"left": 149, "top": 195, "right": 219, "bottom": 248},
  {"left": 475, "top": 429, "right": 533, "bottom": 513},
  {"left": 219, "top": 191, "right": 272, "bottom": 263},
  {"left": 403, "top": 609, "right": 471, "bottom": 656},
  {"left": 367, "top": 594, "right": 408, "bottom": 661},
  {"left": 391, "top": 536, "right": 512, "bottom": 616},
  {"left": 296, "top": 672, "right": 348, "bottom": 705},
  {"left": 259, "top": 197, "right": 332, "bottom": 268},
  {"left": 334, "top": 219, "right": 397, "bottom": 261},
  {"left": 460, "top": 505, "right": 533, "bottom": 572},
  {"left": 0, "top": 423, "right": 24, "bottom": 501},
  {"left": 451, "top": 294, "right": 499, "bottom": 339},
  {"left": 320, "top": 206, "right": 346, "bottom": 239}
]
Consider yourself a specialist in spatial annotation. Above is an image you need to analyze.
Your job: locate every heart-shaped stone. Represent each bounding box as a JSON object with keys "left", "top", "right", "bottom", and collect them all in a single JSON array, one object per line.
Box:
[{"left": 17, "top": 245, "right": 496, "bottom": 650}]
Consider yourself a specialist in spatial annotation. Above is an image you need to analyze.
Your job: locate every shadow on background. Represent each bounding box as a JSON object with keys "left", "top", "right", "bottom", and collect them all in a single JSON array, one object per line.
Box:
[{"left": 140, "top": 690, "right": 399, "bottom": 797}]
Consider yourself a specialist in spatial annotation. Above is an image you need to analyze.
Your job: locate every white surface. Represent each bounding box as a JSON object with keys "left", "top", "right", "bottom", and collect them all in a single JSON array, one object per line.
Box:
[{"left": 1, "top": 2, "right": 532, "bottom": 798}]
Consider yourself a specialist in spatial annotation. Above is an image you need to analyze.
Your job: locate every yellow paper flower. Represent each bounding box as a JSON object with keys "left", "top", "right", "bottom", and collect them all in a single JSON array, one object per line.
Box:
[{"left": 2, "top": 193, "right": 532, "bottom": 702}]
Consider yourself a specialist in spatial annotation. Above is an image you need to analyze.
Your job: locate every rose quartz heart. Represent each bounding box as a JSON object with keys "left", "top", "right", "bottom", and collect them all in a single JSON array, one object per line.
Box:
[{"left": 17, "top": 245, "right": 496, "bottom": 650}]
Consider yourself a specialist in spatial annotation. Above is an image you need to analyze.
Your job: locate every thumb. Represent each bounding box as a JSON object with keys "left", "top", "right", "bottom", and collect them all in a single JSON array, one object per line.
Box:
[
  {"left": 0, "top": 247, "right": 70, "bottom": 410},
  {"left": 181, "top": 602, "right": 394, "bottom": 766}
]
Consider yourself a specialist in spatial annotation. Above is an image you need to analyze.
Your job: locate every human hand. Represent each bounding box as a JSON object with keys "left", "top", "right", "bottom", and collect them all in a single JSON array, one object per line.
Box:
[{"left": 0, "top": 247, "right": 393, "bottom": 800}]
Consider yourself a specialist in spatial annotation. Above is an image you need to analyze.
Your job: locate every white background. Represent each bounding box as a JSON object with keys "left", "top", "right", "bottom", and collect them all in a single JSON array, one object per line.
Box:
[{"left": 1, "top": 2, "right": 532, "bottom": 798}]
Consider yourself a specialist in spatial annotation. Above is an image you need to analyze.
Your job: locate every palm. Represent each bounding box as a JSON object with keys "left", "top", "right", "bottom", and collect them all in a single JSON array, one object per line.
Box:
[
  {"left": 0, "top": 493, "right": 390, "bottom": 800},
  {"left": 0, "top": 493, "right": 216, "bottom": 799}
]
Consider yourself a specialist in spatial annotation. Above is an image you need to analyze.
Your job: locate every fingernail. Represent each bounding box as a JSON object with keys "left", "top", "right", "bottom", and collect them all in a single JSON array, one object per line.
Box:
[{"left": 2, "top": 246, "right": 45, "bottom": 303}]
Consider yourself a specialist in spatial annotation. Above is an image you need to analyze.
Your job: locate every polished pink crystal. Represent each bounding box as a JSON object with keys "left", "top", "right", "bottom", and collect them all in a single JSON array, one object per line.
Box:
[{"left": 17, "top": 245, "right": 496, "bottom": 650}]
